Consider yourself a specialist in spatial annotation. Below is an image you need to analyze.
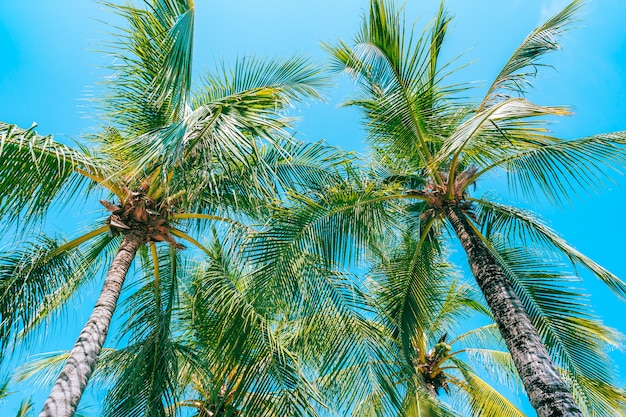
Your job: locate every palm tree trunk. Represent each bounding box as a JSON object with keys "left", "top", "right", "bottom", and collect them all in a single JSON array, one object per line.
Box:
[
  {"left": 444, "top": 205, "right": 582, "bottom": 417},
  {"left": 39, "top": 232, "right": 144, "bottom": 417}
]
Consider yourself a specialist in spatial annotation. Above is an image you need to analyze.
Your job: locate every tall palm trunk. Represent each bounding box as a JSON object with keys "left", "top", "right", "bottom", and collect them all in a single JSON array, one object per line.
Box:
[
  {"left": 444, "top": 205, "right": 582, "bottom": 417},
  {"left": 39, "top": 232, "right": 145, "bottom": 417}
]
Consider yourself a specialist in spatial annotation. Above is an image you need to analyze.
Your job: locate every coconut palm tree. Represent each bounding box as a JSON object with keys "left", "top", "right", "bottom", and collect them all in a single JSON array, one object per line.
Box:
[
  {"left": 11, "top": 228, "right": 365, "bottom": 417},
  {"left": 251, "top": 166, "right": 626, "bottom": 415},
  {"left": 251, "top": 0, "right": 626, "bottom": 415},
  {"left": 0, "top": 0, "right": 332, "bottom": 415}
]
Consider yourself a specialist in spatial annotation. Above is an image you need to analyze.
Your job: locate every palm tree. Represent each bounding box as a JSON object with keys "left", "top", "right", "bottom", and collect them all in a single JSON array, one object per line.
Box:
[
  {"left": 11, "top": 229, "right": 361, "bottom": 417},
  {"left": 253, "top": 0, "right": 626, "bottom": 415},
  {"left": 252, "top": 179, "right": 626, "bottom": 416},
  {"left": 0, "top": 0, "right": 329, "bottom": 415}
]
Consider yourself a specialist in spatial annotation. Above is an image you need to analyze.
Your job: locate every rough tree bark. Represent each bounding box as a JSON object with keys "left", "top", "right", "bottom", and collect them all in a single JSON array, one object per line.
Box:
[
  {"left": 445, "top": 205, "right": 583, "bottom": 417},
  {"left": 39, "top": 232, "right": 145, "bottom": 417}
]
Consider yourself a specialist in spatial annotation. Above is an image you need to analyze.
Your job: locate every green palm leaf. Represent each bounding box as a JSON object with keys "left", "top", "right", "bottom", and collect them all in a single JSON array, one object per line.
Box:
[
  {"left": 479, "top": 0, "right": 583, "bottom": 110},
  {"left": 0, "top": 234, "right": 102, "bottom": 350},
  {"left": 485, "top": 243, "right": 625, "bottom": 415},
  {"left": 101, "top": 0, "right": 195, "bottom": 135},
  {"left": 102, "top": 244, "right": 181, "bottom": 417},
  {"left": 449, "top": 360, "right": 525, "bottom": 417},
  {"left": 474, "top": 198, "right": 626, "bottom": 299},
  {"left": 470, "top": 131, "right": 626, "bottom": 205},
  {"left": 0, "top": 123, "right": 114, "bottom": 226}
]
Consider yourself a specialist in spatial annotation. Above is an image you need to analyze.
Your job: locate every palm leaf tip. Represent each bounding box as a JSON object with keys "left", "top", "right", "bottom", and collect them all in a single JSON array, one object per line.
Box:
[{"left": 480, "top": 0, "right": 583, "bottom": 109}]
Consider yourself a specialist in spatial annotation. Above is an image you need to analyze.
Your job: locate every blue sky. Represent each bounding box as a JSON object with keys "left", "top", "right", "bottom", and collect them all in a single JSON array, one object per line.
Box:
[{"left": 1, "top": 0, "right": 626, "bottom": 415}]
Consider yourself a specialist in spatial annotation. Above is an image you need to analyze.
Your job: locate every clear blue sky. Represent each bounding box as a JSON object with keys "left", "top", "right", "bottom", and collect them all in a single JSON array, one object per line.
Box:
[{"left": 1, "top": 0, "right": 625, "bottom": 415}]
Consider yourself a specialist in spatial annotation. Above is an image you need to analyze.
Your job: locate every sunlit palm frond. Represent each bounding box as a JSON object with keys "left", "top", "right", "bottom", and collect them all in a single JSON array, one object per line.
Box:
[
  {"left": 485, "top": 243, "right": 624, "bottom": 414},
  {"left": 247, "top": 179, "right": 399, "bottom": 278},
  {"left": 101, "top": 0, "right": 194, "bottom": 135},
  {"left": 14, "top": 398, "right": 34, "bottom": 417},
  {"left": 435, "top": 98, "right": 569, "bottom": 177},
  {"left": 324, "top": 0, "right": 466, "bottom": 167},
  {"left": 116, "top": 54, "right": 328, "bottom": 188},
  {"left": 15, "top": 229, "right": 119, "bottom": 343},
  {"left": 462, "top": 348, "right": 520, "bottom": 394},
  {"left": 450, "top": 324, "right": 502, "bottom": 350},
  {"left": 251, "top": 139, "right": 354, "bottom": 195},
  {"left": 184, "top": 237, "right": 322, "bottom": 417},
  {"left": 427, "top": 281, "right": 491, "bottom": 340},
  {"left": 0, "top": 234, "right": 107, "bottom": 351},
  {"left": 470, "top": 131, "right": 626, "bottom": 205},
  {"left": 369, "top": 232, "right": 452, "bottom": 362},
  {"left": 192, "top": 54, "right": 326, "bottom": 110},
  {"left": 479, "top": 0, "right": 583, "bottom": 110},
  {"left": 562, "top": 372, "right": 626, "bottom": 416},
  {"left": 400, "top": 385, "right": 461, "bottom": 417},
  {"left": 449, "top": 360, "right": 526, "bottom": 417},
  {"left": 0, "top": 123, "right": 114, "bottom": 227}
]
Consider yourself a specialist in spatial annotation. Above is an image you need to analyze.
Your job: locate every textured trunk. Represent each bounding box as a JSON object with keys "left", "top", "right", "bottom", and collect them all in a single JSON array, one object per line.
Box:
[
  {"left": 445, "top": 205, "right": 582, "bottom": 417},
  {"left": 39, "top": 232, "right": 144, "bottom": 417}
]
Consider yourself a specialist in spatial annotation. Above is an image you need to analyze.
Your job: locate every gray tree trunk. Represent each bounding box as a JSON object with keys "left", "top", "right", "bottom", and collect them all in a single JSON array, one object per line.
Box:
[
  {"left": 445, "top": 205, "right": 583, "bottom": 417},
  {"left": 39, "top": 232, "right": 144, "bottom": 417}
]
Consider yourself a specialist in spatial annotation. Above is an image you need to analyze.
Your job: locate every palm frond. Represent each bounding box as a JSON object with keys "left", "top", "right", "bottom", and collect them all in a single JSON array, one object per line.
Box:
[
  {"left": 324, "top": 0, "right": 467, "bottom": 169},
  {"left": 462, "top": 348, "right": 520, "bottom": 394},
  {"left": 434, "top": 98, "right": 568, "bottom": 173},
  {"left": 247, "top": 179, "right": 397, "bottom": 276},
  {"left": 369, "top": 232, "right": 452, "bottom": 362},
  {"left": 184, "top": 237, "right": 322, "bottom": 417},
  {"left": 192, "top": 54, "right": 326, "bottom": 110},
  {"left": 469, "top": 131, "right": 626, "bottom": 205},
  {"left": 473, "top": 198, "right": 626, "bottom": 299},
  {"left": 100, "top": 0, "right": 195, "bottom": 135},
  {"left": 479, "top": 0, "right": 583, "bottom": 109},
  {"left": 14, "top": 398, "right": 34, "bottom": 417},
  {"left": 0, "top": 123, "right": 112, "bottom": 227},
  {"left": 16, "top": 229, "right": 118, "bottom": 343},
  {"left": 103, "top": 244, "right": 182, "bottom": 417},
  {"left": 449, "top": 360, "right": 525, "bottom": 417},
  {"left": 485, "top": 242, "right": 624, "bottom": 415},
  {"left": 0, "top": 234, "right": 103, "bottom": 351},
  {"left": 427, "top": 281, "right": 491, "bottom": 338}
]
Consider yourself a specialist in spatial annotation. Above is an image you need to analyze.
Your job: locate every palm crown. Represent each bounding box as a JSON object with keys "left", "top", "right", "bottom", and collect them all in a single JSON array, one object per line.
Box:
[
  {"left": 251, "top": 0, "right": 626, "bottom": 416},
  {"left": 0, "top": 0, "right": 336, "bottom": 415}
]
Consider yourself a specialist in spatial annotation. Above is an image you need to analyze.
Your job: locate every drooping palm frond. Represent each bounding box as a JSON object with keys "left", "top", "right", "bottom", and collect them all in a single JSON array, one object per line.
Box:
[
  {"left": 0, "top": 234, "right": 102, "bottom": 351},
  {"left": 369, "top": 232, "right": 452, "bottom": 363},
  {"left": 449, "top": 360, "right": 525, "bottom": 417},
  {"left": 479, "top": 0, "right": 583, "bottom": 110},
  {"left": 473, "top": 198, "right": 626, "bottom": 299},
  {"left": 15, "top": 230, "right": 120, "bottom": 344},
  {"left": 0, "top": 123, "right": 116, "bottom": 227},
  {"left": 170, "top": 138, "right": 354, "bottom": 224},
  {"left": 100, "top": 0, "right": 195, "bottom": 135},
  {"left": 181, "top": 237, "right": 322, "bottom": 417},
  {"left": 483, "top": 242, "right": 625, "bottom": 415},
  {"left": 247, "top": 178, "right": 401, "bottom": 279}
]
